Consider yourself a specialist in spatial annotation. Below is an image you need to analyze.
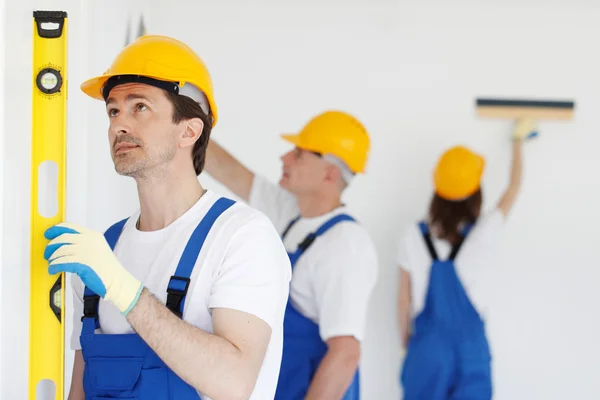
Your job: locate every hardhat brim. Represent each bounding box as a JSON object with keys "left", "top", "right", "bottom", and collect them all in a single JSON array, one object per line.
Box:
[
  {"left": 281, "top": 133, "right": 323, "bottom": 153},
  {"left": 435, "top": 185, "right": 481, "bottom": 201},
  {"left": 81, "top": 72, "right": 184, "bottom": 101},
  {"left": 80, "top": 75, "right": 109, "bottom": 100},
  {"left": 281, "top": 133, "right": 309, "bottom": 149},
  {"left": 281, "top": 133, "right": 300, "bottom": 145}
]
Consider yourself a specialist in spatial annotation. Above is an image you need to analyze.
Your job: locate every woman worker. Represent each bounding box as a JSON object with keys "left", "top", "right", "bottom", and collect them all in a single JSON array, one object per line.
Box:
[{"left": 396, "top": 118, "right": 537, "bottom": 399}]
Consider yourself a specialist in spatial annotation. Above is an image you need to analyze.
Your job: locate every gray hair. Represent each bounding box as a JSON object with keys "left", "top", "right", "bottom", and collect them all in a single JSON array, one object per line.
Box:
[{"left": 323, "top": 154, "right": 355, "bottom": 184}]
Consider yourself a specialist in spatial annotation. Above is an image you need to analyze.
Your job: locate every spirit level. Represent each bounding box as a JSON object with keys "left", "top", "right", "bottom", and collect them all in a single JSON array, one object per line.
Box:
[{"left": 30, "top": 10, "right": 68, "bottom": 400}]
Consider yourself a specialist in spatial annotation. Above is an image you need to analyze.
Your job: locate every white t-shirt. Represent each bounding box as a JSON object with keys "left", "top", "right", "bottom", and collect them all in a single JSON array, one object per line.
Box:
[
  {"left": 70, "top": 189, "right": 292, "bottom": 400},
  {"left": 248, "top": 175, "right": 379, "bottom": 343},
  {"left": 396, "top": 209, "right": 504, "bottom": 319}
]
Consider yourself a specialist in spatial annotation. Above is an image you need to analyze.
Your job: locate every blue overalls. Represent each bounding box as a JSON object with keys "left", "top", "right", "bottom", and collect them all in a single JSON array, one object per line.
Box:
[
  {"left": 401, "top": 221, "right": 492, "bottom": 400},
  {"left": 79, "top": 197, "right": 235, "bottom": 399},
  {"left": 274, "top": 213, "right": 361, "bottom": 400}
]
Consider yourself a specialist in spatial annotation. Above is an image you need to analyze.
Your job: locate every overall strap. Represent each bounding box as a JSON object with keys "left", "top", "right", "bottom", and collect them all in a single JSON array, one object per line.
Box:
[
  {"left": 448, "top": 236, "right": 466, "bottom": 261},
  {"left": 105, "top": 217, "right": 129, "bottom": 251},
  {"left": 166, "top": 197, "right": 235, "bottom": 318},
  {"left": 448, "top": 223, "right": 473, "bottom": 261},
  {"left": 82, "top": 217, "right": 128, "bottom": 333},
  {"left": 293, "top": 213, "right": 356, "bottom": 257},
  {"left": 418, "top": 221, "right": 439, "bottom": 261},
  {"left": 281, "top": 216, "right": 300, "bottom": 240}
]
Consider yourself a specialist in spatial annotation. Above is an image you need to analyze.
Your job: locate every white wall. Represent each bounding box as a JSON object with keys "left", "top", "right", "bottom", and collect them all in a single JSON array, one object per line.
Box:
[
  {"left": 3, "top": 1, "right": 600, "bottom": 399},
  {"left": 0, "top": 0, "right": 4, "bottom": 396}
]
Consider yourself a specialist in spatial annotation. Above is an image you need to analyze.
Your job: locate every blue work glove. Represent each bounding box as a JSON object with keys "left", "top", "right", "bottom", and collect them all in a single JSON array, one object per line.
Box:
[{"left": 44, "top": 223, "right": 143, "bottom": 315}]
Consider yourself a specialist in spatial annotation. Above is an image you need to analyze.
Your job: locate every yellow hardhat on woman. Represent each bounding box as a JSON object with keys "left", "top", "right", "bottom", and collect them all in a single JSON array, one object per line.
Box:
[
  {"left": 281, "top": 110, "right": 370, "bottom": 173},
  {"left": 434, "top": 145, "right": 485, "bottom": 201},
  {"left": 80, "top": 35, "right": 218, "bottom": 126}
]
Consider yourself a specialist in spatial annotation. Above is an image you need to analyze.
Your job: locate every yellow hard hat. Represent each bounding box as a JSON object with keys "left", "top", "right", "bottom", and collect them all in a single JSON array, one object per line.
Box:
[
  {"left": 281, "top": 110, "right": 370, "bottom": 173},
  {"left": 434, "top": 145, "right": 485, "bottom": 200},
  {"left": 80, "top": 35, "right": 218, "bottom": 126}
]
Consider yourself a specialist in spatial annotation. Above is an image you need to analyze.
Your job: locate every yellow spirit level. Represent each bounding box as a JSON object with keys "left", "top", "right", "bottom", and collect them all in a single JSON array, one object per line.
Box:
[{"left": 29, "top": 10, "right": 68, "bottom": 400}]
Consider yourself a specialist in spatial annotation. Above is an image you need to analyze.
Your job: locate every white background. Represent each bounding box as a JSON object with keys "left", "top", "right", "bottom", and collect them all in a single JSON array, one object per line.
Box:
[{"left": 2, "top": 0, "right": 600, "bottom": 399}]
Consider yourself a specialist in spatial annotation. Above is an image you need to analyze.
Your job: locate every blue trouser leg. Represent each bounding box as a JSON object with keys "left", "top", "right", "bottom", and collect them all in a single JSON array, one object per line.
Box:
[
  {"left": 401, "top": 329, "right": 455, "bottom": 400},
  {"left": 449, "top": 358, "right": 492, "bottom": 400},
  {"left": 450, "top": 330, "right": 492, "bottom": 400}
]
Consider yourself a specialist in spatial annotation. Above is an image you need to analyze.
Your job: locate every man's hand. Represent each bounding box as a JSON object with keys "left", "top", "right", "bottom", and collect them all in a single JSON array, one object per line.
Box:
[{"left": 44, "top": 223, "right": 143, "bottom": 315}]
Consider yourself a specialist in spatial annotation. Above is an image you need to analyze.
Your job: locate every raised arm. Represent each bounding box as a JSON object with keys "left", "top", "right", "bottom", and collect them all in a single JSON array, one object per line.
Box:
[
  {"left": 205, "top": 140, "right": 255, "bottom": 202},
  {"left": 497, "top": 117, "right": 535, "bottom": 217}
]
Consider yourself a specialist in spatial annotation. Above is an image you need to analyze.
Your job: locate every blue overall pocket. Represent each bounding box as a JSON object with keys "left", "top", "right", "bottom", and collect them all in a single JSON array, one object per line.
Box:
[
  {"left": 85, "top": 356, "right": 169, "bottom": 398},
  {"left": 87, "top": 357, "right": 144, "bottom": 391}
]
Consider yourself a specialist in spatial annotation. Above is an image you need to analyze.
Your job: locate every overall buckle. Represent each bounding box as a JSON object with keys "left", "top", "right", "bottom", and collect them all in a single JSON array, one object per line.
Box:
[
  {"left": 298, "top": 233, "right": 316, "bottom": 252},
  {"left": 166, "top": 276, "right": 191, "bottom": 318},
  {"left": 81, "top": 294, "right": 100, "bottom": 322}
]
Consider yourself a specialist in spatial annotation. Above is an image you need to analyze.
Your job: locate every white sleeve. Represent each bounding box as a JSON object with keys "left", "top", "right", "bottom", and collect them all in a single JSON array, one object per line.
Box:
[
  {"left": 248, "top": 174, "right": 300, "bottom": 235},
  {"left": 69, "top": 275, "right": 84, "bottom": 351},
  {"left": 208, "top": 213, "right": 292, "bottom": 330},
  {"left": 395, "top": 225, "right": 416, "bottom": 274},
  {"left": 312, "top": 225, "right": 379, "bottom": 342},
  {"left": 458, "top": 208, "right": 505, "bottom": 261},
  {"left": 455, "top": 208, "right": 505, "bottom": 290}
]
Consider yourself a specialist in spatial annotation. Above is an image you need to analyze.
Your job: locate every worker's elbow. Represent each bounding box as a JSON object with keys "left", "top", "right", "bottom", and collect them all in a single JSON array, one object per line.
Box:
[
  {"left": 232, "top": 384, "right": 254, "bottom": 400},
  {"left": 205, "top": 371, "right": 255, "bottom": 400},
  {"left": 327, "top": 335, "right": 361, "bottom": 368},
  {"left": 191, "top": 384, "right": 250, "bottom": 400},
  {"left": 220, "top": 380, "right": 254, "bottom": 400}
]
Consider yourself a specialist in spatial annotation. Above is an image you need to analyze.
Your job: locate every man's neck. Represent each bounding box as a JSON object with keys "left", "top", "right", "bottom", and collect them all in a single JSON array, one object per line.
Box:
[
  {"left": 296, "top": 191, "right": 343, "bottom": 218},
  {"left": 135, "top": 169, "right": 205, "bottom": 231}
]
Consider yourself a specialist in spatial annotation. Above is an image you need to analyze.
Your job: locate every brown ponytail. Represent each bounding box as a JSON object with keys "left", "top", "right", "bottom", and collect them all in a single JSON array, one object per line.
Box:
[{"left": 428, "top": 189, "right": 482, "bottom": 245}]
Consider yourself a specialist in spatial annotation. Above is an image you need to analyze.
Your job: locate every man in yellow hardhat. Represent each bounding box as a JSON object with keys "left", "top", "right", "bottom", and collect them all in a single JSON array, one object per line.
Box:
[
  {"left": 396, "top": 118, "right": 536, "bottom": 399},
  {"left": 43, "top": 35, "right": 291, "bottom": 399},
  {"left": 205, "top": 110, "right": 379, "bottom": 399}
]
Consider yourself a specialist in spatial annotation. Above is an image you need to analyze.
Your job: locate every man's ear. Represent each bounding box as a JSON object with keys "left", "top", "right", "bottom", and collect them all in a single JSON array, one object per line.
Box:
[
  {"left": 180, "top": 117, "right": 204, "bottom": 149},
  {"left": 324, "top": 163, "right": 342, "bottom": 183}
]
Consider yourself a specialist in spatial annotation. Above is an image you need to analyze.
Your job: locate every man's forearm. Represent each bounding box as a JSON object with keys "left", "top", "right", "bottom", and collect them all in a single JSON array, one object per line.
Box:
[
  {"left": 305, "top": 340, "right": 360, "bottom": 400},
  {"left": 126, "top": 288, "right": 253, "bottom": 400},
  {"left": 399, "top": 311, "right": 411, "bottom": 350},
  {"left": 498, "top": 140, "right": 523, "bottom": 216},
  {"left": 510, "top": 139, "right": 523, "bottom": 188},
  {"left": 397, "top": 268, "right": 412, "bottom": 351},
  {"left": 67, "top": 350, "right": 85, "bottom": 400}
]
